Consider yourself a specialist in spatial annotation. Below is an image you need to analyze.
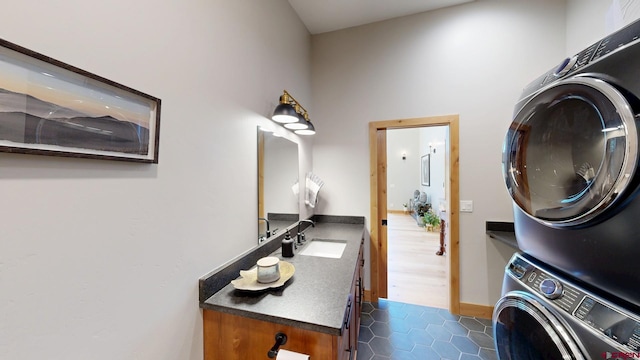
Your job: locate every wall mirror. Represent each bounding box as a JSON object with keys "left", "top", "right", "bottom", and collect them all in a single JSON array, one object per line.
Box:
[{"left": 258, "top": 128, "right": 299, "bottom": 243}]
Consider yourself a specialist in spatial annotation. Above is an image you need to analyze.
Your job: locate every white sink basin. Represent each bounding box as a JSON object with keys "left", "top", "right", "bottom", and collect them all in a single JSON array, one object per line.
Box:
[{"left": 299, "top": 239, "right": 347, "bottom": 259}]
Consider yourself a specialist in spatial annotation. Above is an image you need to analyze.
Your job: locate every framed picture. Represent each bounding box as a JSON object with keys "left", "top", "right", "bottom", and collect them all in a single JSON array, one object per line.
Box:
[
  {"left": 0, "top": 38, "right": 161, "bottom": 163},
  {"left": 421, "top": 154, "right": 430, "bottom": 186}
]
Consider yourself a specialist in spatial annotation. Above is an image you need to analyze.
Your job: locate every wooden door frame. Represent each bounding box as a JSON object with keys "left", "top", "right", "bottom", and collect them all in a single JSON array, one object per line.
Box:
[{"left": 369, "top": 114, "right": 460, "bottom": 314}]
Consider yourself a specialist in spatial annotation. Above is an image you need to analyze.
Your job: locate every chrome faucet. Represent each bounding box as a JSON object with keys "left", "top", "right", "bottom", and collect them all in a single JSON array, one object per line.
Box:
[
  {"left": 259, "top": 218, "right": 271, "bottom": 238},
  {"left": 297, "top": 219, "right": 315, "bottom": 244}
]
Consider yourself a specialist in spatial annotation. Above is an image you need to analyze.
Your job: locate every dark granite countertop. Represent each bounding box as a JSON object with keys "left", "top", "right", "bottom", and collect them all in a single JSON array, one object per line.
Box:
[
  {"left": 200, "top": 219, "right": 365, "bottom": 336},
  {"left": 486, "top": 221, "right": 519, "bottom": 250}
]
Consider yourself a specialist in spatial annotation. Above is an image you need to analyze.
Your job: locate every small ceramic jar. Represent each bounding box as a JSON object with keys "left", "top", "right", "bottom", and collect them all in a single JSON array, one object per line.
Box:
[{"left": 256, "top": 256, "right": 281, "bottom": 283}]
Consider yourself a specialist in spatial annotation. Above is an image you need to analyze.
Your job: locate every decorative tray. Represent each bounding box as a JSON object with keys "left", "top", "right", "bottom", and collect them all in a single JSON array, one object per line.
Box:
[{"left": 231, "top": 261, "right": 295, "bottom": 291}]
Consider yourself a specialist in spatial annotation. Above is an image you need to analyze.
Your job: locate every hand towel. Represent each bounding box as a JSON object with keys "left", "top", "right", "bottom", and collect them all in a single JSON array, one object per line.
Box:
[{"left": 305, "top": 172, "right": 324, "bottom": 208}]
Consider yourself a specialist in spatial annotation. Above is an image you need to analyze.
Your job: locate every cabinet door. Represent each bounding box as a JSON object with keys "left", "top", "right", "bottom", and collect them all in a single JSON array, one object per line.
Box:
[
  {"left": 203, "top": 310, "right": 336, "bottom": 360},
  {"left": 355, "top": 239, "right": 365, "bottom": 330},
  {"left": 339, "top": 295, "right": 355, "bottom": 360},
  {"left": 337, "top": 327, "right": 350, "bottom": 360},
  {"left": 347, "top": 296, "right": 357, "bottom": 359},
  {"left": 350, "top": 239, "right": 364, "bottom": 358}
]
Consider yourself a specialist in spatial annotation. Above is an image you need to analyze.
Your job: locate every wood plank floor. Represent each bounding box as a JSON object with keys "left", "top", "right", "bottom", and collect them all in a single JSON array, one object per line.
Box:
[{"left": 386, "top": 212, "right": 448, "bottom": 309}]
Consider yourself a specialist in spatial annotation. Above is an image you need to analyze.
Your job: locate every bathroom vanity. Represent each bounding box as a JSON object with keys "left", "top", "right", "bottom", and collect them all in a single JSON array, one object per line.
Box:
[{"left": 199, "top": 217, "right": 365, "bottom": 359}]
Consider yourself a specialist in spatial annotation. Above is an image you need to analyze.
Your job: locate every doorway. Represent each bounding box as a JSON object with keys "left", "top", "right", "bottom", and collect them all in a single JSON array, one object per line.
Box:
[
  {"left": 386, "top": 126, "right": 449, "bottom": 309},
  {"left": 368, "top": 115, "right": 460, "bottom": 314}
]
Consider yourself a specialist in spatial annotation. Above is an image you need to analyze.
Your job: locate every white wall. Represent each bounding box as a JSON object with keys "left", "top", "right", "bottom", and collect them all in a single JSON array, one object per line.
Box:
[
  {"left": 419, "top": 126, "right": 447, "bottom": 215},
  {"left": 566, "top": 0, "right": 640, "bottom": 56},
  {"left": 624, "top": 1, "right": 640, "bottom": 25},
  {"left": 565, "top": 0, "right": 611, "bottom": 55},
  {"left": 311, "top": 0, "right": 568, "bottom": 305},
  {"left": 0, "top": 1, "right": 311, "bottom": 359}
]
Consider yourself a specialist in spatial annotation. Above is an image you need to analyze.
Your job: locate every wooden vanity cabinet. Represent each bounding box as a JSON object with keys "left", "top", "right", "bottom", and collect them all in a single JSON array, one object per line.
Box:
[
  {"left": 339, "top": 237, "right": 365, "bottom": 359},
  {"left": 353, "top": 237, "right": 365, "bottom": 355},
  {"left": 203, "top": 239, "right": 366, "bottom": 360},
  {"left": 334, "top": 237, "right": 364, "bottom": 359},
  {"left": 203, "top": 310, "right": 337, "bottom": 359},
  {"left": 355, "top": 237, "right": 365, "bottom": 331},
  {"left": 337, "top": 293, "right": 355, "bottom": 359}
]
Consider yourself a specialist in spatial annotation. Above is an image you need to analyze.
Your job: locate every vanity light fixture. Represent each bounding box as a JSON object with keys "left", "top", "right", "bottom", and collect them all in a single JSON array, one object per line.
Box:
[
  {"left": 295, "top": 117, "right": 315, "bottom": 135},
  {"left": 271, "top": 91, "right": 298, "bottom": 124},
  {"left": 284, "top": 105, "right": 309, "bottom": 130},
  {"left": 272, "top": 90, "right": 316, "bottom": 135}
]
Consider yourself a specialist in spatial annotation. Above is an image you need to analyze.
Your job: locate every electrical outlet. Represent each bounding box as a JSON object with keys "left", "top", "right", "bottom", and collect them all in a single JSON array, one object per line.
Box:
[{"left": 460, "top": 200, "right": 473, "bottom": 212}]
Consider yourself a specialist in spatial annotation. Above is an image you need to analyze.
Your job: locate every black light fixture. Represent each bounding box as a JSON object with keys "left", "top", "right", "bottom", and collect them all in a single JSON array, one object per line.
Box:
[
  {"left": 271, "top": 91, "right": 298, "bottom": 124},
  {"left": 272, "top": 90, "right": 316, "bottom": 135},
  {"left": 295, "top": 116, "right": 315, "bottom": 135},
  {"left": 284, "top": 105, "right": 309, "bottom": 130}
]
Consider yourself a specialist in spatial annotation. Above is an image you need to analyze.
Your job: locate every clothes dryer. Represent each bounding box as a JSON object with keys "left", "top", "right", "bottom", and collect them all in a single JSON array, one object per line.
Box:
[{"left": 503, "top": 18, "right": 640, "bottom": 306}]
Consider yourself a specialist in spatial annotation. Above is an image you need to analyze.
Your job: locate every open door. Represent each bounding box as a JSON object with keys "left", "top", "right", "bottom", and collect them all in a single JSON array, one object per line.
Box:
[
  {"left": 375, "top": 129, "right": 388, "bottom": 299},
  {"left": 369, "top": 115, "right": 460, "bottom": 314}
]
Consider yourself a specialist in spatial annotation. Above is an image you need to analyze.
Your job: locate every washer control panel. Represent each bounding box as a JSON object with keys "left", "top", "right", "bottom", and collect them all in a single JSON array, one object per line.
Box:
[
  {"left": 506, "top": 255, "right": 582, "bottom": 313},
  {"left": 507, "top": 254, "right": 640, "bottom": 352},
  {"left": 574, "top": 297, "right": 640, "bottom": 351}
]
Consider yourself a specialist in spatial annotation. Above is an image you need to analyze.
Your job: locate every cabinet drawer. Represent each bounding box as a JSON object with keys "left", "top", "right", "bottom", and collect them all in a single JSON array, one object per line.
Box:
[{"left": 203, "top": 310, "right": 336, "bottom": 360}]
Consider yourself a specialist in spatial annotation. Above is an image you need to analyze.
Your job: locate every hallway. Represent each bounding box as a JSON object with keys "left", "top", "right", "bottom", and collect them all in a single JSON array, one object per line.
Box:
[{"left": 387, "top": 212, "right": 448, "bottom": 309}]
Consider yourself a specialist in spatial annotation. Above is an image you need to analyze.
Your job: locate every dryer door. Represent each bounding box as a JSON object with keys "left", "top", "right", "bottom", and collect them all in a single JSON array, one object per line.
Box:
[
  {"left": 493, "top": 291, "right": 585, "bottom": 360},
  {"left": 503, "top": 76, "right": 638, "bottom": 227}
]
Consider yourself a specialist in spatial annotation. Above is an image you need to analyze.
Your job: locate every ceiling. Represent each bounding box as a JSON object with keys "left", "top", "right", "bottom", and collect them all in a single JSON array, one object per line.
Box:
[{"left": 288, "top": 0, "right": 476, "bottom": 35}]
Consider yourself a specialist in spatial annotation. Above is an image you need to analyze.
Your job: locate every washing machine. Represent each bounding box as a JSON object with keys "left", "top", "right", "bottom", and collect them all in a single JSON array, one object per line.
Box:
[
  {"left": 503, "top": 18, "right": 640, "bottom": 307},
  {"left": 494, "top": 253, "right": 640, "bottom": 359}
]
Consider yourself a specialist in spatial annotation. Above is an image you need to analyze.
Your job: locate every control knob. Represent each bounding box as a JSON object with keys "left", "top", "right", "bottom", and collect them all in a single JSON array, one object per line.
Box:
[
  {"left": 554, "top": 56, "right": 578, "bottom": 77},
  {"left": 540, "top": 278, "right": 563, "bottom": 299}
]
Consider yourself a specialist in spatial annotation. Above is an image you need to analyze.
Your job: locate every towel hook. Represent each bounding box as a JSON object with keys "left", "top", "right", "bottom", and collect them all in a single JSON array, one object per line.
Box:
[{"left": 267, "top": 332, "right": 287, "bottom": 358}]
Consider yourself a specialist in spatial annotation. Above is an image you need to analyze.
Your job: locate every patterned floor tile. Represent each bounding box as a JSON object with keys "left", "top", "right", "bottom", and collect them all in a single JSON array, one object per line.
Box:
[{"left": 357, "top": 299, "right": 497, "bottom": 360}]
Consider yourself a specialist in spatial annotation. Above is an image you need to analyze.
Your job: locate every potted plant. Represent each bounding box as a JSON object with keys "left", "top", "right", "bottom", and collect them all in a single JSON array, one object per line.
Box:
[
  {"left": 423, "top": 210, "right": 440, "bottom": 232},
  {"left": 402, "top": 203, "right": 408, "bottom": 213}
]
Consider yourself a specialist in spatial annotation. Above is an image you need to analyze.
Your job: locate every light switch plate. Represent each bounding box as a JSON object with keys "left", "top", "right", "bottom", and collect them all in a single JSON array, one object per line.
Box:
[{"left": 460, "top": 200, "right": 473, "bottom": 212}]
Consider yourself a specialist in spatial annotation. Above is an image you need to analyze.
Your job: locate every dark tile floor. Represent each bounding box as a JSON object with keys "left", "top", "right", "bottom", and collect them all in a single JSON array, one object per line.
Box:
[{"left": 357, "top": 299, "right": 498, "bottom": 360}]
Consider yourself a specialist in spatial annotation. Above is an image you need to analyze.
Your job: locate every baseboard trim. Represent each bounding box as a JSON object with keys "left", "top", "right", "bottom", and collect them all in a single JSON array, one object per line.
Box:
[
  {"left": 459, "top": 302, "right": 493, "bottom": 319},
  {"left": 363, "top": 290, "right": 493, "bottom": 320},
  {"left": 364, "top": 289, "right": 372, "bottom": 302},
  {"left": 387, "top": 210, "right": 409, "bottom": 214}
]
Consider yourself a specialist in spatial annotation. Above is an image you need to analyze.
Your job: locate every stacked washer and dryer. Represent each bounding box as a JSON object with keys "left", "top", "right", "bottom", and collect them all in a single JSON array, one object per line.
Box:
[{"left": 494, "top": 19, "right": 640, "bottom": 359}]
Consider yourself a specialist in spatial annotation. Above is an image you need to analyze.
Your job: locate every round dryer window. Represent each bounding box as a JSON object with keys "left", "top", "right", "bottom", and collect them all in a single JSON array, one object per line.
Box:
[
  {"left": 503, "top": 76, "right": 638, "bottom": 227},
  {"left": 493, "top": 291, "right": 586, "bottom": 359}
]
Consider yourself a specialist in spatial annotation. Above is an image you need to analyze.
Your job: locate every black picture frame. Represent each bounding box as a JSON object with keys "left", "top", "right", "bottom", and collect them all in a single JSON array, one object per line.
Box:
[
  {"left": 0, "top": 38, "right": 161, "bottom": 163},
  {"left": 421, "top": 154, "right": 430, "bottom": 186}
]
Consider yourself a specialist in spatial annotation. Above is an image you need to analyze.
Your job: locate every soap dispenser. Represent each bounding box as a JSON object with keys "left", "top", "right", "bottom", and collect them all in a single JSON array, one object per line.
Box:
[{"left": 282, "top": 230, "right": 294, "bottom": 258}]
